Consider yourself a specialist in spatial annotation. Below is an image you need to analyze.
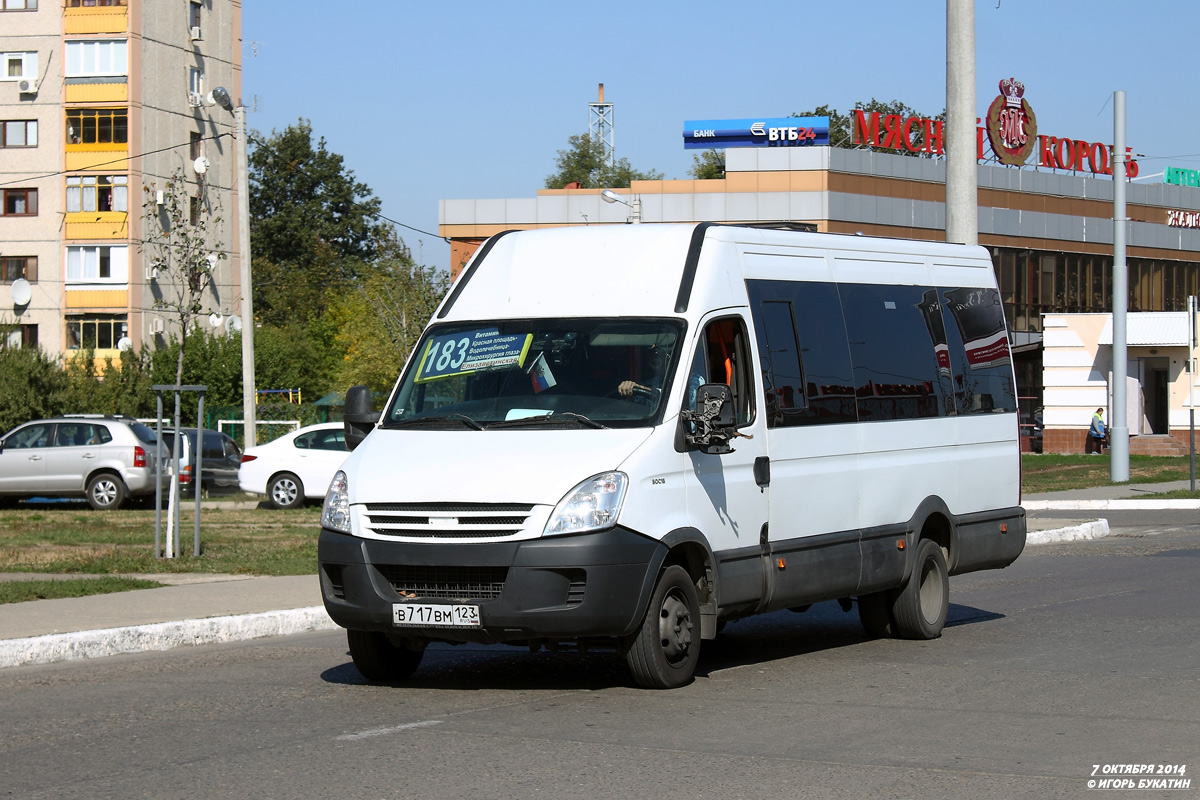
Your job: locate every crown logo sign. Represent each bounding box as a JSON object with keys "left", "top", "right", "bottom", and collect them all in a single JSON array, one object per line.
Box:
[{"left": 1000, "top": 78, "right": 1025, "bottom": 109}]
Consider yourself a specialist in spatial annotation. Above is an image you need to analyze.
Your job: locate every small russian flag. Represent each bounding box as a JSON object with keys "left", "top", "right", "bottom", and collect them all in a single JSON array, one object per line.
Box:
[{"left": 528, "top": 352, "right": 557, "bottom": 394}]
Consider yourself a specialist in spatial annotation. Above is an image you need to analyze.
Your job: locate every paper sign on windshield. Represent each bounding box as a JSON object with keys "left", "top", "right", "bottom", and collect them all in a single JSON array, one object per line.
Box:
[{"left": 415, "top": 328, "right": 533, "bottom": 383}]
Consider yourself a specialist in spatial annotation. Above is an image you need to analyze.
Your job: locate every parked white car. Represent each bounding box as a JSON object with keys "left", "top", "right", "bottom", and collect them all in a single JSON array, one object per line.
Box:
[{"left": 238, "top": 422, "right": 349, "bottom": 509}]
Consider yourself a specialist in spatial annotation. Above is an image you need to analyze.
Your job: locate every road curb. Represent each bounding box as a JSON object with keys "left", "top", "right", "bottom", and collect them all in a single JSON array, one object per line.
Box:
[
  {"left": 1026, "top": 518, "right": 1111, "bottom": 546},
  {"left": 0, "top": 606, "right": 337, "bottom": 669},
  {"left": 1023, "top": 499, "right": 1200, "bottom": 510}
]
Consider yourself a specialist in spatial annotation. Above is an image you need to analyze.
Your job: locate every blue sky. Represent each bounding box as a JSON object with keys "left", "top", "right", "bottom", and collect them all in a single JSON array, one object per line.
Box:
[{"left": 243, "top": 0, "right": 1200, "bottom": 271}]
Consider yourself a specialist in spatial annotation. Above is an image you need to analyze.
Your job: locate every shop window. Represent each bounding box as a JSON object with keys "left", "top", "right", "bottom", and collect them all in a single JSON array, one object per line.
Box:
[
  {"left": 0, "top": 120, "right": 37, "bottom": 148},
  {"left": 66, "top": 175, "right": 128, "bottom": 212},
  {"left": 1, "top": 256, "right": 36, "bottom": 282},
  {"left": 66, "top": 245, "right": 128, "bottom": 283},
  {"left": 65, "top": 40, "right": 128, "bottom": 78},
  {"left": 65, "top": 108, "right": 128, "bottom": 146},
  {"left": 67, "top": 315, "right": 127, "bottom": 350},
  {"left": 2, "top": 188, "right": 37, "bottom": 216}
]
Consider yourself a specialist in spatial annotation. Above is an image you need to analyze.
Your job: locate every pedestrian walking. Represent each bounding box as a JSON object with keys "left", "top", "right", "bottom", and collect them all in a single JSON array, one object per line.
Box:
[{"left": 1086, "top": 407, "right": 1107, "bottom": 454}]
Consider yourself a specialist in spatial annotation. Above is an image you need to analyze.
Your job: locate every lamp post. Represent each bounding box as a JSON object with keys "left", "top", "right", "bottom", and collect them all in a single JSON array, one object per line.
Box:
[
  {"left": 600, "top": 189, "right": 641, "bottom": 224},
  {"left": 210, "top": 87, "right": 257, "bottom": 447}
]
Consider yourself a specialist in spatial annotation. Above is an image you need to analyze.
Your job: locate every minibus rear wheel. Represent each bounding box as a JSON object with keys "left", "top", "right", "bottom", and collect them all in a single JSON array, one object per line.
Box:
[
  {"left": 347, "top": 630, "right": 424, "bottom": 681},
  {"left": 625, "top": 565, "right": 701, "bottom": 689},
  {"left": 891, "top": 538, "right": 949, "bottom": 639}
]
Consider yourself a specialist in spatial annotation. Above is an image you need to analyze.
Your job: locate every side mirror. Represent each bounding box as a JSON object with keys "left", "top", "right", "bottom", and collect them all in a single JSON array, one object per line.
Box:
[
  {"left": 681, "top": 383, "right": 737, "bottom": 454},
  {"left": 343, "top": 385, "right": 379, "bottom": 451}
]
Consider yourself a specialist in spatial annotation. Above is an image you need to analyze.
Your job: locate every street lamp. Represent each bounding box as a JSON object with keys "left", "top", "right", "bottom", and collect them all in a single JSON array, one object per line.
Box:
[
  {"left": 210, "top": 86, "right": 257, "bottom": 447},
  {"left": 600, "top": 189, "right": 641, "bottom": 224}
]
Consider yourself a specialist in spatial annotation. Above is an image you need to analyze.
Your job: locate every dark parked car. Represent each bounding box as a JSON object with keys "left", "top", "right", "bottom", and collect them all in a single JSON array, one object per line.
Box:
[{"left": 159, "top": 428, "right": 243, "bottom": 496}]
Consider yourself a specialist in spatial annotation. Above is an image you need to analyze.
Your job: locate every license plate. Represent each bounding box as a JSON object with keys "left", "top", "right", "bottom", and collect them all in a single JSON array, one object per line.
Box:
[{"left": 392, "top": 603, "right": 481, "bottom": 628}]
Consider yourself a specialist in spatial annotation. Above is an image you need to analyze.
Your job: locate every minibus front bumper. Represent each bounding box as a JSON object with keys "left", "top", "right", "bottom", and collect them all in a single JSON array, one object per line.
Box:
[{"left": 318, "top": 526, "right": 667, "bottom": 644}]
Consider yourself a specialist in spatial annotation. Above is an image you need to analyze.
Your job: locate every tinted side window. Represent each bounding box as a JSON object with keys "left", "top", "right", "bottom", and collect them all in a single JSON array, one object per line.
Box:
[
  {"left": 294, "top": 432, "right": 315, "bottom": 449},
  {"left": 7, "top": 423, "right": 52, "bottom": 448},
  {"left": 747, "top": 280, "right": 856, "bottom": 427},
  {"left": 940, "top": 287, "right": 1017, "bottom": 414},
  {"left": 840, "top": 284, "right": 952, "bottom": 421},
  {"left": 314, "top": 429, "right": 347, "bottom": 451},
  {"left": 201, "top": 432, "right": 225, "bottom": 460},
  {"left": 130, "top": 422, "right": 158, "bottom": 444}
]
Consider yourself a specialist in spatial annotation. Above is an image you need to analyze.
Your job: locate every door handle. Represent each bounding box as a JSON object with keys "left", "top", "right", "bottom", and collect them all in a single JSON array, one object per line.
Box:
[
  {"left": 28, "top": 454, "right": 42, "bottom": 462},
  {"left": 82, "top": 453, "right": 97, "bottom": 459},
  {"left": 753, "top": 456, "right": 770, "bottom": 490}
]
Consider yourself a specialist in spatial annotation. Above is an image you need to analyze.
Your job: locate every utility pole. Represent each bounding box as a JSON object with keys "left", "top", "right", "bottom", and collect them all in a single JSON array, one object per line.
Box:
[
  {"left": 1111, "top": 91, "right": 1129, "bottom": 483},
  {"left": 235, "top": 104, "right": 257, "bottom": 448},
  {"left": 946, "top": 0, "right": 977, "bottom": 246}
]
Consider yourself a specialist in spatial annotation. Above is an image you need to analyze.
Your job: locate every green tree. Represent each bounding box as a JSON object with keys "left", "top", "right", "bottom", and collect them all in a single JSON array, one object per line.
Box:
[
  {"left": 326, "top": 236, "right": 450, "bottom": 394},
  {"left": 689, "top": 149, "right": 726, "bottom": 180},
  {"left": 140, "top": 168, "right": 227, "bottom": 388},
  {"left": 794, "top": 100, "right": 945, "bottom": 157},
  {"left": 545, "top": 133, "right": 663, "bottom": 189},
  {"left": 0, "top": 346, "right": 68, "bottom": 433},
  {"left": 249, "top": 120, "right": 388, "bottom": 325}
]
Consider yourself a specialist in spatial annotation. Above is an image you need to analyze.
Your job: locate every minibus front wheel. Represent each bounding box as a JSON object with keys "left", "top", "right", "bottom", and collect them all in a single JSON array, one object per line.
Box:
[
  {"left": 347, "top": 630, "right": 425, "bottom": 682},
  {"left": 625, "top": 565, "right": 701, "bottom": 689}
]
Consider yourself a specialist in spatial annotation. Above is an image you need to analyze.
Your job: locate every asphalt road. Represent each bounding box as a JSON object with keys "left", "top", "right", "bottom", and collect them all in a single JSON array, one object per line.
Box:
[{"left": 2, "top": 525, "right": 1197, "bottom": 800}]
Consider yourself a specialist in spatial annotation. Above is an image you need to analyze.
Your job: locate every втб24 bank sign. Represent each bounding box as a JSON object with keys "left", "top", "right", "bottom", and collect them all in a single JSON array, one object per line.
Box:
[
  {"left": 852, "top": 78, "right": 1139, "bottom": 178},
  {"left": 683, "top": 117, "right": 830, "bottom": 149}
]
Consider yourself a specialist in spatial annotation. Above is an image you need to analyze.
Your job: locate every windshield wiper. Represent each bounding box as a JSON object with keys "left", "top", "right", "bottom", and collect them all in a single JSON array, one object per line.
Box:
[
  {"left": 385, "top": 414, "right": 484, "bottom": 431},
  {"left": 487, "top": 412, "right": 607, "bottom": 430}
]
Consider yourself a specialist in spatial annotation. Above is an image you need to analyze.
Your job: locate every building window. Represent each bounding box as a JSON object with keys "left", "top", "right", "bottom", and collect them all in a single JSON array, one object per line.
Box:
[
  {"left": 189, "top": 195, "right": 201, "bottom": 225},
  {"left": 189, "top": 1, "right": 201, "bottom": 29},
  {"left": 66, "top": 175, "right": 128, "bottom": 212},
  {"left": 188, "top": 67, "right": 203, "bottom": 97},
  {"left": 1, "top": 0, "right": 38, "bottom": 11},
  {"left": 190, "top": 131, "right": 202, "bottom": 160},
  {"left": 1, "top": 256, "right": 37, "bottom": 282},
  {"left": 2, "top": 188, "right": 37, "bottom": 216},
  {"left": 2, "top": 52, "right": 37, "bottom": 80},
  {"left": 0, "top": 120, "right": 37, "bottom": 148},
  {"left": 3, "top": 325, "right": 37, "bottom": 350},
  {"left": 65, "top": 108, "right": 128, "bottom": 145},
  {"left": 65, "top": 40, "right": 128, "bottom": 78},
  {"left": 66, "top": 245, "right": 128, "bottom": 283},
  {"left": 67, "top": 315, "right": 127, "bottom": 350}
]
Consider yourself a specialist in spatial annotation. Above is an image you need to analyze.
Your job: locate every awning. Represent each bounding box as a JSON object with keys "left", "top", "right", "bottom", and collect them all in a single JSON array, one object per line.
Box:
[{"left": 1098, "top": 312, "right": 1191, "bottom": 347}]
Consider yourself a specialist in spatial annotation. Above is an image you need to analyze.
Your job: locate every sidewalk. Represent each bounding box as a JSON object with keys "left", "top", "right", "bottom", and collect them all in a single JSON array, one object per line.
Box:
[{"left": 2, "top": 479, "right": 1191, "bottom": 669}]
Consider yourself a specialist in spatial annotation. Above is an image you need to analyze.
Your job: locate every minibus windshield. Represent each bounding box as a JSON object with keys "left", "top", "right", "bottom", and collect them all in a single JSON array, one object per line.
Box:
[{"left": 383, "top": 319, "right": 686, "bottom": 429}]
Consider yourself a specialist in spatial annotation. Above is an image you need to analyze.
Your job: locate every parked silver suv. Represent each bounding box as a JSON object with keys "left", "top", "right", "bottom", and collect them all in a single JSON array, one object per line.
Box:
[{"left": 0, "top": 415, "right": 166, "bottom": 509}]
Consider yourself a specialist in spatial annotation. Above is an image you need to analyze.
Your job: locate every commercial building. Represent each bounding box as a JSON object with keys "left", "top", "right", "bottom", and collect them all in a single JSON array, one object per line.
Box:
[
  {"left": 439, "top": 98, "right": 1200, "bottom": 454},
  {"left": 1, "top": 0, "right": 243, "bottom": 360}
]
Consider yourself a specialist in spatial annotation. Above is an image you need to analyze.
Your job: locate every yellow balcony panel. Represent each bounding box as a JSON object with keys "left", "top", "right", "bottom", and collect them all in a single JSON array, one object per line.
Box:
[
  {"left": 64, "top": 8, "right": 129, "bottom": 35},
  {"left": 66, "top": 148, "right": 130, "bottom": 172},
  {"left": 63, "top": 351, "right": 125, "bottom": 372},
  {"left": 65, "top": 289, "right": 128, "bottom": 309},
  {"left": 65, "top": 83, "right": 128, "bottom": 104},
  {"left": 65, "top": 213, "right": 129, "bottom": 240}
]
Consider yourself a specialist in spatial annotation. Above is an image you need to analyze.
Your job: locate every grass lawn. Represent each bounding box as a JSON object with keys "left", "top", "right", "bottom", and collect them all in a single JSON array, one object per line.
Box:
[
  {"left": 0, "top": 576, "right": 163, "bottom": 604},
  {"left": 1021, "top": 453, "right": 1198, "bottom": 494},
  {"left": 0, "top": 505, "right": 321, "bottom": 578}
]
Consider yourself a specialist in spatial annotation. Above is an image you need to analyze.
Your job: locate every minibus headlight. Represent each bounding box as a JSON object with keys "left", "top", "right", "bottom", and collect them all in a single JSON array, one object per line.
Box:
[
  {"left": 544, "top": 472, "right": 628, "bottom": 536},
  {"left": 322, "top": 470, "right": 352, "bottom": 533}
]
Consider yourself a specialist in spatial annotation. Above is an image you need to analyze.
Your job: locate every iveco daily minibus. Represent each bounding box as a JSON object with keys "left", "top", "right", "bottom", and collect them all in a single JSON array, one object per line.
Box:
[{"left": 318, "top": 223, "right": 1026, "bottom": 688}]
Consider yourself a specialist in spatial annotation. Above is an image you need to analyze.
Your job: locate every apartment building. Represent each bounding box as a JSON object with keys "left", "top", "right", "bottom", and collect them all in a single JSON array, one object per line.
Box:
[{"left": 1, "top": 0, "right": 243, "bottom": 359}]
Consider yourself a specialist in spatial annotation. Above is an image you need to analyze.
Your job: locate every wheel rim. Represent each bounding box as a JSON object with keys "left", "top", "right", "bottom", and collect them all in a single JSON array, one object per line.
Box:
[
  {"left": 918, "top": 556, "right": 945, "bottom": 625},
  {"left": 272, "top": 479, "right": 298, "bottom": 506},
  {"left": 658, "top": 588, "right": 694, "bottom": 666},
  {"left": 92, "top": 479, "right": 118, "bottom": 507}
]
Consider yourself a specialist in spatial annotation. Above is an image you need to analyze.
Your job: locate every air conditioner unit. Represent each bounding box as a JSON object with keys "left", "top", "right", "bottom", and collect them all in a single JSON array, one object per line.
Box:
[
  {"left": 17, "top": 79, "right": 38, "bottom": 95},
  {"left": 187, "top": 91, "right": 203, "bottom": 108},
  {"left": 151, "top": 318, "right": 165, "bottom": 334},
  {"left": 189, "top": 26, "right": 202, "bottom": 41}
]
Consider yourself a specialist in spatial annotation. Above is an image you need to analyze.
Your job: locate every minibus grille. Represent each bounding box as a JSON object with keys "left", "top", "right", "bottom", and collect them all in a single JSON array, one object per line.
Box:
[
  {"left": 362, "top": 503, "right": 535, "bottom": 539},
  {"left": 377, "top": 565, "right": 508, "bottom": 601}
]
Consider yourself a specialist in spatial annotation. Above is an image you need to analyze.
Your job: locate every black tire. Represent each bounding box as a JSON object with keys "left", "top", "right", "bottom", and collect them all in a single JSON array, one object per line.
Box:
[
  {"left": 625, "top": 565, "right": 701, "bottom": 689},
  {"left": 346, "top": 630, "right": 424, "bottom": 682},
  {"left": 86, "top": 473, "right": 127, "bottom": 510},
  {"left": 268, "top": 473, "right": 304, "bottom": 509},
  {"left": 891, "top": 538, "right": 949, "bottom": 640},
  {"left": 857, "top": 591, "right": 896, "bottom": 638}
]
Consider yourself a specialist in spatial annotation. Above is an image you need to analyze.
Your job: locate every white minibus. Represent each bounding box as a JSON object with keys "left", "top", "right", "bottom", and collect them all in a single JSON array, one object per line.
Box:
[{"left": 318, "top": 223, "right": 1025, "bottom": 688}]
